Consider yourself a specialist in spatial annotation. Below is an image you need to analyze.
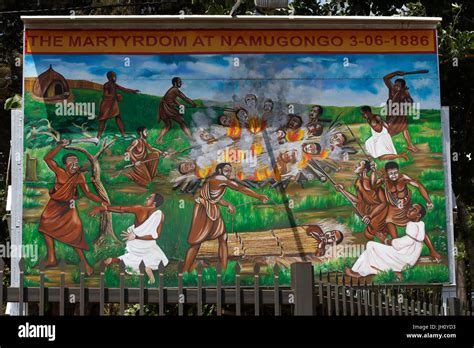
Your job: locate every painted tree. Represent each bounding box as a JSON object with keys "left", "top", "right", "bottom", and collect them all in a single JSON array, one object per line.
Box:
[{"left": 28, "top": 119, "right": 120, "bottom": 247}]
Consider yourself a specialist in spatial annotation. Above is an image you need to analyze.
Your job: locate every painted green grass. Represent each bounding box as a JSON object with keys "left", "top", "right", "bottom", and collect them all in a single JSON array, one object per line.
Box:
[
  {"left": 420, "top": 169, "right": 445, "bottom": 191},
  {"left": 373, "top": 264, "right": 449, "bottom": 284},
  {"left": 182, "top": 261, "right": 291, "bottom": 287},
  {"left": 339, "top": 214, "right": 367, "bottom": 234},
  {"left": 313, "top": 257, "right": 357, "bottom": 274},
  {"left": 23, "top": 197, "right": 43, "bottom": 208},
  {"left": 24, "top": 187, "right": 43, "bottom": 197}
]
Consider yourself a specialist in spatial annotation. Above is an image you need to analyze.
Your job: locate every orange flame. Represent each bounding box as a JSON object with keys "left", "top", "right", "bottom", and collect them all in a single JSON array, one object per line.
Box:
[
  {"left": 318, "top": 149, "right": 330, "bottom": 160},
  {"left": 196, "top": 166, "right": 213, "bottom": 178},
  {"left": 298, "top": 153, "right": 310, "bottom": 169},
  {"left": 236, "top": 171, "right": 246, "bottom": 180},
  {"left": 250, "top": 140, "right": 264, "bottom": 156},
  {"left": 247, "top": 116, "right": 266, "bottom": 134},
  {"left": 227, "top": 118, "right": 242, "bottom": 140},
  {"left": 285, "top": 128, "right": 305, "bottom": 142},
  {"left": 254, "top": 166, "right": 274, "bottom": 181}
]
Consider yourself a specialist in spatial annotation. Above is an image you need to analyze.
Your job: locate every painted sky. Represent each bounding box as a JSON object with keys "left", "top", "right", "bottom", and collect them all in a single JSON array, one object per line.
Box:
[{"left": 25, "top": 53, "right": 440, "bottom": 109}]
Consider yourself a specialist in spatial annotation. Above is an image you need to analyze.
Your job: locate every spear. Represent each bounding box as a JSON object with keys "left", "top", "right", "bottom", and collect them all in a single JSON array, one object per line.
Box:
[
  {"left": 307, "top": 160, "right": 364, "bottom": 218},
  {"left": 342, "top": 121, "right": 371, "bottom": 160},
  {"left": 120, "top": 131, "right": 240, "bottom": 170}
]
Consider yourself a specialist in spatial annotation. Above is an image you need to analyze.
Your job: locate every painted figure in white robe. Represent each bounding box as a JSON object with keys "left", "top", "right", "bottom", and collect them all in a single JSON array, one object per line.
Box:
[
  {"left": 360, "top": 106, "right": 408, "bottom": 161},
  {"left": 90, "top": 193, "right": 168, "bottom": 284},
  {"left": 345, "top": 203, "right": 426, "bottom": 279}
]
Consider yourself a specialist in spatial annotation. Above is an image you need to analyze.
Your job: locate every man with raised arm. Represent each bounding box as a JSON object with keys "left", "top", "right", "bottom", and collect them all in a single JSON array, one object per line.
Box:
[
  {"left": 382, "top": 161, "right": 441, "bottom": 260},
  {"left": 335, "top": 160, "right": 389, "bottom": 241},
  {"left": 90, "top": 193, "right": 168, "bottom": 284},
  {"left": 97, "top": 71, "right": 139, "bottom": 138},
  {"left": 383, "top": 70, "right": 417, "bottom": 152},
  {"left": 156, "top": 77, "right": 197, "bottom": 143},
  {"left": 39, "top": 140, "right": 108, "bottom": 276},
  {"left": 182, "top": 163, "right": 269, "bottom": 272}
]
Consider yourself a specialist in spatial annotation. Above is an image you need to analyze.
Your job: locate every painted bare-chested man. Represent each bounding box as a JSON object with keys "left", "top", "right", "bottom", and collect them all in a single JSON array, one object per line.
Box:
[
  {"left": 307, "top": 105, "right": 331, "bottom": 137},
  {"left": 125, "top": 127, "right": 170, "bottom": 187},
  {"left": 335, "top": 160, "right": 389, "bottom": 241},
  {"left": 156, "top": 77, "right": 197, "bottom": 143},
  {"left": 40, "top": 140, "right": 108, "bottom": 276},
  {"left": 383, "top": 161, "right": 441, "bottom": 260},
  {"left": 97, "top": 71, "right": 139, "bottom": 139},
  {"left": 183, "top": 163, "right": 269, "bottom": 272},
  {"left": 383, "top": 71, "right": 417, "bottom": 152}
]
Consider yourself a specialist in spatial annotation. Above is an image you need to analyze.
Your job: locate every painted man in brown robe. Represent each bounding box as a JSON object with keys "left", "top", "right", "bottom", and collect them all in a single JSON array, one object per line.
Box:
[
  {"left": 125, "top": 127, "right": 169, "bottom": 187},
  {"left": 97, "top": 71, "right": 139, "bottom": 139},
  {"left": 383, "top": 71, "right": 417, "bottom": 152},
  {"left": 156, "top": 77, "right": 197, "bottom": 144},
  {"left": 383, "top": 161, "right": 441, "bottom": 260},
  {"left": 182, "top": 163, "right": 269, "bottom": 272},
  {"left": 335, "top": 160, "right": 389, "bottom": 241},
  {"left": 39, "top": 140, "right": 107, "bottom": 276}
]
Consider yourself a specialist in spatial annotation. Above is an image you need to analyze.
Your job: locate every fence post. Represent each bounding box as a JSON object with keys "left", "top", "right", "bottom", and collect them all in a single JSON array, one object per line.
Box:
[
  {"left": 448, "top": 297, "right": 461, "bottom": 316},
  {"left": 291, "top": 262, "right": 314, "bottom": 315}
]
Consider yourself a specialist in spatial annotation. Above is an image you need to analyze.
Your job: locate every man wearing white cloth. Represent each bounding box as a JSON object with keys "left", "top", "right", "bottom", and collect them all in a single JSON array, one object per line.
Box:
[
  {"left": 361, "top": 106, "right": 408, "bottom": 161},
  {"left": 90, "top": 193, "right": 168, "bottom": 284},
  {"left": 345, "top": 203, "right": 426, "bottom": 279}
]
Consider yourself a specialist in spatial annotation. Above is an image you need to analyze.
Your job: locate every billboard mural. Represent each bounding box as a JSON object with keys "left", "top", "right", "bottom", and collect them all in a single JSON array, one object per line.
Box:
[{"left": 21, "top": 27, "right": 450, "bottom": 287}]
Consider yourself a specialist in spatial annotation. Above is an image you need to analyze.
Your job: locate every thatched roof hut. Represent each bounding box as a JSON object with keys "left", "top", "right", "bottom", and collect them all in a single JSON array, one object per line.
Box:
[{"left": 32, "top": 65, "right": 71, "bottom": 103}]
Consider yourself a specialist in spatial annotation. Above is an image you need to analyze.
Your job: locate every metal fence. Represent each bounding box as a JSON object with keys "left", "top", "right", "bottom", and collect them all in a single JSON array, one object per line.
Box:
[{"left": 0, "top": 259, "right": 471, "bottom": 316}]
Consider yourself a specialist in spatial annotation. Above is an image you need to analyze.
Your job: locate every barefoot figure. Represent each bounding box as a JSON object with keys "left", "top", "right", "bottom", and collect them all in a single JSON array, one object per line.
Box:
[
  {"left": 382, "top": 161, "right": 441, "bottom": 260},
  {"left": 125, "top": 126, "right": 170, "bottom": 187},
  {"left": 182, "top": 163, "right": 269, "bottom": 272},
  {"left": 383, "top": 70, "right": 417, "bottom": 152},
  {"left": 335, "top": 160, "right": 389, "bottom": 241},
  {"left": 156, "top": 77, "right": 197, "bottom": 143},
  {"left": 90, "top": 193, "right": 168, "bottom": 284},
  {"left": 39, "top": 140, "right": 108, "bottom": 276},
  {"left": 97, "top": 71, "right": 139, "bottom": 138},
  {"left": 345, "top": 203, "right": 427, "bottom": 278}
]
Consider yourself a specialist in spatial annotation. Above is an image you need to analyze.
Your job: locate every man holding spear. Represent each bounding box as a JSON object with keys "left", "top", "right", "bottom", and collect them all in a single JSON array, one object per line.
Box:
[
  {"left": 124, "top": 126, "right": 170, "bottom": 187},
  {"left": 333, "top": 160, "right": 390, "bottom": 241}
]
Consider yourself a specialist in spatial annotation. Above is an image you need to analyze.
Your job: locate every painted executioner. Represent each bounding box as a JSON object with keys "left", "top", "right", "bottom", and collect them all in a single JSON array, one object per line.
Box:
[
  {"left": 335, "top": 160, "right": 389, "bottom": 241},
  {"left": 383, "top": 70, "right": 417, "bottom": 152},
  {"left": 39, "top": 140, "right": 108, "bottom": 276},
  {"left": 125, "top": 126, "right": 170, "bottom": 187},
  {"left": 382, "top": 161, "right": 441, "bottom": 260},
  {"left": 182, "top": 163, "right": 269, "bottom": 272},
  {"left": 97, "top": 71, "right": 139, "bottom": 139},
  {"left": 156, "top": 77, "right": 197, "bottom": 143},
  {"left": 90, "top": 193, "right": 168, "bottom": 284},
  {"left": 345, "top": 203, "right": 427, "bottom": 278}
]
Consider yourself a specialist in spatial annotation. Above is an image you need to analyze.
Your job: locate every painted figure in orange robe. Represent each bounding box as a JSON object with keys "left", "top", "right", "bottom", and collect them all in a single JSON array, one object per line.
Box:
[
  {"left": 183, "top": 163, "right": 269, "bottom": 272},
  {"left": 156, "top": 77, "right": 197, "bottom": 143},
  {"left": 39, "top": 140, "right": 107, "bottom": 276},
  {"left": 97, "top": 71, "right": 139, "bottom": 138},
  {"left": 125, "top": 127, "right": 169, "bottom": 187}
]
